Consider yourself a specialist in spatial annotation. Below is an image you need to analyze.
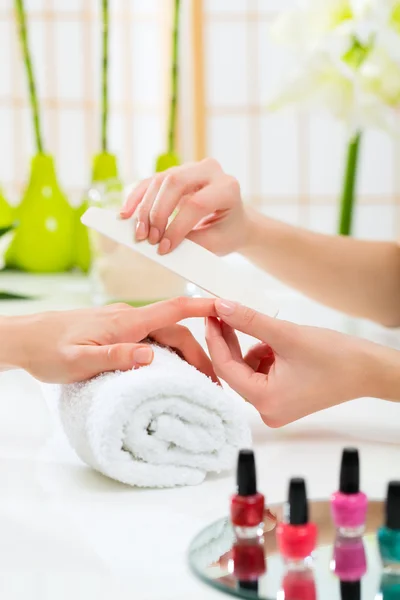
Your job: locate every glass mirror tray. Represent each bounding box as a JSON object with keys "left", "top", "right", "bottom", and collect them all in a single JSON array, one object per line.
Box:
[{"left": 188, "top": 500, "right": 399, "bottom": 599}]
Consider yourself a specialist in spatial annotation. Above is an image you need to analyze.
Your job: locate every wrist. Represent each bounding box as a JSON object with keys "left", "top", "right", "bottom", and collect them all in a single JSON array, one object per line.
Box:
[
  {"left": 365, "top": 342, "right": 400, "bottom": 402},
  {"left": 0, "top": 316, "right": 28, "bottom": 371},
  {"left": 240, "top": 207, "right": 269, "bottom": 254}
]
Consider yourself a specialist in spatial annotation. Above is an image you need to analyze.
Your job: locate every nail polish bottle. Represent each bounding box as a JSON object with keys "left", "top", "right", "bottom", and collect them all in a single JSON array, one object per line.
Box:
[
  {"left": 232, "top": 539, "right": 266, "bottom": 595},
  {"left": 276, "top": 478, "right": 317, "bottom": 563},
  {"left": 340, "top": 580, "right": 361, "bottom": 600},
  {"left": 378, "top": 481, "right": 400, "bottom": 573},
  {"left": 231, "top": 449, "right": 265, "bottom": 539},
  {"left": 332, "top": 535, "right": 367, "bottom": 581},
  {"left": 281, "top": 568, "right": 316, "bottom": 600},
  {"left": 331, "top": 448, "right": 367, "bottom": 537}
]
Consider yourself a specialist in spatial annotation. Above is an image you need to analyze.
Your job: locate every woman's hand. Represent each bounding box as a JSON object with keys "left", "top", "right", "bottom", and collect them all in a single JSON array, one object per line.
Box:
[
  {"left": 120, "top": 158, "right": 249, "bottom": 256},
  {"left": 1, "top": 298, "right": 217, "bottom": 384},
  {"left": 206, "top": 299, "right": 384, "bottom": 427}
]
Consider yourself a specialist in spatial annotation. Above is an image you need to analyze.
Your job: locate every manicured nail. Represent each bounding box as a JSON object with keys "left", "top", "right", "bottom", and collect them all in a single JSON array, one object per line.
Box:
[
  {"left": 133, "top": 346, "right": 153, "bottom": 365},
  {"left": 158, "top": 238, "right": 171, "bottom": 255},
  {"left": 215, "top": 299, "right": 236, "bottom": 316},
  {"left": 135, "top": 220, "right": 147, "bottom": 241},
  {"left": 120, "top": 208, "right": 129, "bottom": 218},
  {"left": 149, "top": 226, "right": 160, "bottom": 245}
]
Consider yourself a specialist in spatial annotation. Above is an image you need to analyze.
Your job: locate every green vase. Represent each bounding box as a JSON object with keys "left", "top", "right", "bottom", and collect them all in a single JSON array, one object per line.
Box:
[
  {"left": 5, "top": 153, "right": 74, "bottom": 273},
  {"left": 92, "top": 151, "right": 119, "bottom": 183},
  {"left": 155, "top": 151, "right": 180, "bottom": 173}
]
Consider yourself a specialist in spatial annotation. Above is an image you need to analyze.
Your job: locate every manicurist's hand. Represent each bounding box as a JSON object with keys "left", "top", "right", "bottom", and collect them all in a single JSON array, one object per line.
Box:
[
  {"left": 0, "top": 298, "right": 217, "bottom": 383},
  {"left": 120, "top": 158, "right": 249, "bottom": 256},
  {"left": 206, "top": 299, "right": 396, "bottom": 427}
]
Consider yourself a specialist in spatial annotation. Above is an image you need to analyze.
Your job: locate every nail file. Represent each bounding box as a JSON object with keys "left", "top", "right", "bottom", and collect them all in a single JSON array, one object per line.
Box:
[{"left": 81, "top": 207, "right": 278, "bottom": 317}]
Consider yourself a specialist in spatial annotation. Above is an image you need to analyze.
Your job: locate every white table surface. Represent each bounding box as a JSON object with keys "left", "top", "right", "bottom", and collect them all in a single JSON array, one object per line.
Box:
[{"left": 1, "top": 272, "right": 400, "bottom": 600}]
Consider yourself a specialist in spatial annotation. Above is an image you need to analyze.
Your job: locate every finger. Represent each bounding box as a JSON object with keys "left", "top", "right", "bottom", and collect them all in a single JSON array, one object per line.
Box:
[
  {"left": 150, "top": 325, "right": 219, "bottom": 383},
  {"left": 136, "top": 173, "right": 169, "bottom": 243},
  {"left": 245, "top": 343, "right": 275, "bottom": 371},
  {"left": 205, "top": 318, "right": 257, "bottom": 396},
  {"left": 220, "top": 322, "right": 243, "bottom": 361},
  {"left": 78, "top": 343, "right": 154, "bottom": 378},
  {"left": 120, "top": 178, "right": 152, "bottom": 219},
  {"left": 150, "top": 164, "right": 215, "bottom": 250},
  {"left": 159, "top": 177, "right": 236, "bottom": 254},
  {"left": 215, "top": 299, "right": 293, "bottom": 348},
  {"left": 124, "top": 297, "right": 217, "bottom": 341}
]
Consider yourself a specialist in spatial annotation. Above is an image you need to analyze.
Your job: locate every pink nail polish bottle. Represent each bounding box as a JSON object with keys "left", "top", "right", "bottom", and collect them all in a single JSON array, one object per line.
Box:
[{"left": 331, "top": 448, "right": 367, "bottom": 537}]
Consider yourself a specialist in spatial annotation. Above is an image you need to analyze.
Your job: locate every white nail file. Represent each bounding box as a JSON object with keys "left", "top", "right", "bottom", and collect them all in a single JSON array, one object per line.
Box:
[{"left": 81, "top": 207, "right": 278, "bottom": 317}]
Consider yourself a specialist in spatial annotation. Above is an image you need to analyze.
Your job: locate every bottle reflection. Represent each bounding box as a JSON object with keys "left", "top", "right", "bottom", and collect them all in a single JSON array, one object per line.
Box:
[
  {"left": 281, "top": 567, "right": 317, "bottom": 600},
  {"left": 331, "top": 535, "right": 366, "bottom": 600},
  {"left": 232, "top": 537, "right": 266, "bottom": 596},
  {"left": 378, "top": 573, "right": 400, "bottom": 600},
  {"left": 332, "top": 535, "right": 367, "bottom": 581},
  {"left": 340, "top": 580, "right": 361, "bottom": 600}
]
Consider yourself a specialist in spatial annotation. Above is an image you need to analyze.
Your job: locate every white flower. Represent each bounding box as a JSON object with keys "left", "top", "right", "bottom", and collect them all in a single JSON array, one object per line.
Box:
[{"left": 268, "top": 0, "right": 400, "bottom": 132}]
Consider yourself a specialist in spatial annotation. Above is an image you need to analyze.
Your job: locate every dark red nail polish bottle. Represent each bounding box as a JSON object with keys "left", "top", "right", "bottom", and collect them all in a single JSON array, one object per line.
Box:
[
  {"left": 233, "top": 540, "right": 266, "bottom": 594},
  {"left": 231, "top": 449, "right": 265, "bottom": 539},
  {"left": 276, "top": 478, "right": 317, "bottom": 562}
]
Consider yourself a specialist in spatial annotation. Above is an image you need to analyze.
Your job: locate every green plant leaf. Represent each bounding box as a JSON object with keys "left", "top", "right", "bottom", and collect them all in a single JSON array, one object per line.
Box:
[
  {"left": 0, "top": 224, "right": 15, "bottom": 238},
  {"left": 0, "top": 291, "right": 34, "bottom": 300}
]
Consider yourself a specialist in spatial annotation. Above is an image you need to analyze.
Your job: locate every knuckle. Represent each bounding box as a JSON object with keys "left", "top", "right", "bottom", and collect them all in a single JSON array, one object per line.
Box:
[
  {"left": 62, "top": 346, "right": 81, "bottom": 367},
  {"left": 136, "top": 204, "right": 150, "bottom": 220},
  {"left": 241, "top": 306, "right": 257, "bottom": 327},
  {"left": 171, "top": 296, "right": 189, "bottom": 312},
  {"left": 224, "top": 174, "right": 240, "bottom": 194},
  {"left": 109, "top": 302, "right": 130, "bottom": 311},
  {"left": 189, "top": 193, "right": 208, "bottom": 211},
  {"left": 202, "top": 157, "right": 221, "bottom": 171},
  {"left": 149, "top": 207, "right": 164, "bottom": 225},
  {"left": 163, "top": 169, "right": 183, "bottom": 190},
  {"left": 106, "top": 344, "right": 123, "bottom": 364},
  {"left": 154, "top": 173, "right": 166, "bottom": 186}
]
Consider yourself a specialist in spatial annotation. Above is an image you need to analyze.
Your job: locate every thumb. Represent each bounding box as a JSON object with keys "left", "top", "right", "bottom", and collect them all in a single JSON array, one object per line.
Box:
[
  {"left": 79, "top": 343, "right": 154, "bottom": 378},
  {"left": 215, "top": 299, "right": 293, "bottom": 347}
]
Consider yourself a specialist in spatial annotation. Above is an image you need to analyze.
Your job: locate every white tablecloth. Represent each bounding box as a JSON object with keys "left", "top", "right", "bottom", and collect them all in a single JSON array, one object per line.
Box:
[{"left": 1, "top": 273, "right": 400, "bottom": 600}]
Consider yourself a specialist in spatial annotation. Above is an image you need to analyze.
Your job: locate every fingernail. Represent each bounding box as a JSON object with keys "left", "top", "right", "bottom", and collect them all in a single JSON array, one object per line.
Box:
[
  {"left": 136, "top": 220, "right": 147, "bottom": 241},
  {"left": 119, "top": 208, "right": 129, "bottom": 218},
  {"left": 158, "top": 238, "right": 171, "bottom": 255},
  {"left": 133, "top": 347, "right": 153, "bottom": 365},
  {"left": 215, "top": 299, "right": 236, "bottom": 316},
  {"left": 149, "top": 226, "right": 160, "bottom": 245}
]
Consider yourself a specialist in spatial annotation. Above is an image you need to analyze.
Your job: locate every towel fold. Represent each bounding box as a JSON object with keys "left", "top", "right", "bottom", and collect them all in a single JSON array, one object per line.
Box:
[{"left": 52, "top": 344, "right": 251, "bottom": 488}]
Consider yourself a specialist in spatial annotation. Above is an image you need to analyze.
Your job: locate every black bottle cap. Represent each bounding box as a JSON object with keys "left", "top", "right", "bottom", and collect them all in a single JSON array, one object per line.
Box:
[
  {"left": 237, "top": 449, "right": 257, "bottom": 496},
  {"left": 339, "top": 448, "right": 360, "bottom": 494},
  {"left": 385, "top": 481, "right": 400, "bottom": 530},
  {"left": 287, "top": 478, "right": 308, "bottom": 525},
  {"left": 340, "top": 580, "right": 361, "bottom": 600}
]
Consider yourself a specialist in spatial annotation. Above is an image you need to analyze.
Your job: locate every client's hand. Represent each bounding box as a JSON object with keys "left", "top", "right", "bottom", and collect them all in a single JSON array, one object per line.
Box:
[
  {"left": 2, "top": 298, "right": 217, "bottom": 383},
  {"left": 206, "top": 300, "right": 383, "bottom": 427}
]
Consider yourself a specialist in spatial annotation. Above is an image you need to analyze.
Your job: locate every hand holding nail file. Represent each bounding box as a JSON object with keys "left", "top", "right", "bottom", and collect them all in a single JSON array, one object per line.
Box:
[{"left": 81, "top": 207, "right": 279, "bottom": 317}]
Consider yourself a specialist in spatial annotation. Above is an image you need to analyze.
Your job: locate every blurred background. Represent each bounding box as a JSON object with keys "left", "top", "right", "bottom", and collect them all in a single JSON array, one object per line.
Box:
[{"left": 1, "top": 0, "right": 398, "bottom": 243}]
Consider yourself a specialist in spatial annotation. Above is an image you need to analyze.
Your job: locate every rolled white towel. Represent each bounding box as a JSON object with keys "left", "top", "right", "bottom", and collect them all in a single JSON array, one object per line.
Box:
[{"left": 51, "top": 344, "right": 251, "bottom": 488}]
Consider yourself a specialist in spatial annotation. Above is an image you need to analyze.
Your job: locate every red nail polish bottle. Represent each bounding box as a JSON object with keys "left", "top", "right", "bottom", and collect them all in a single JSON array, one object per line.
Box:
[
  {"left": 231, "top": 449, "right": 265, "bottom": 539},
  {"left": 276, "top": 478, "right": 317, "bottom": 562}
]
